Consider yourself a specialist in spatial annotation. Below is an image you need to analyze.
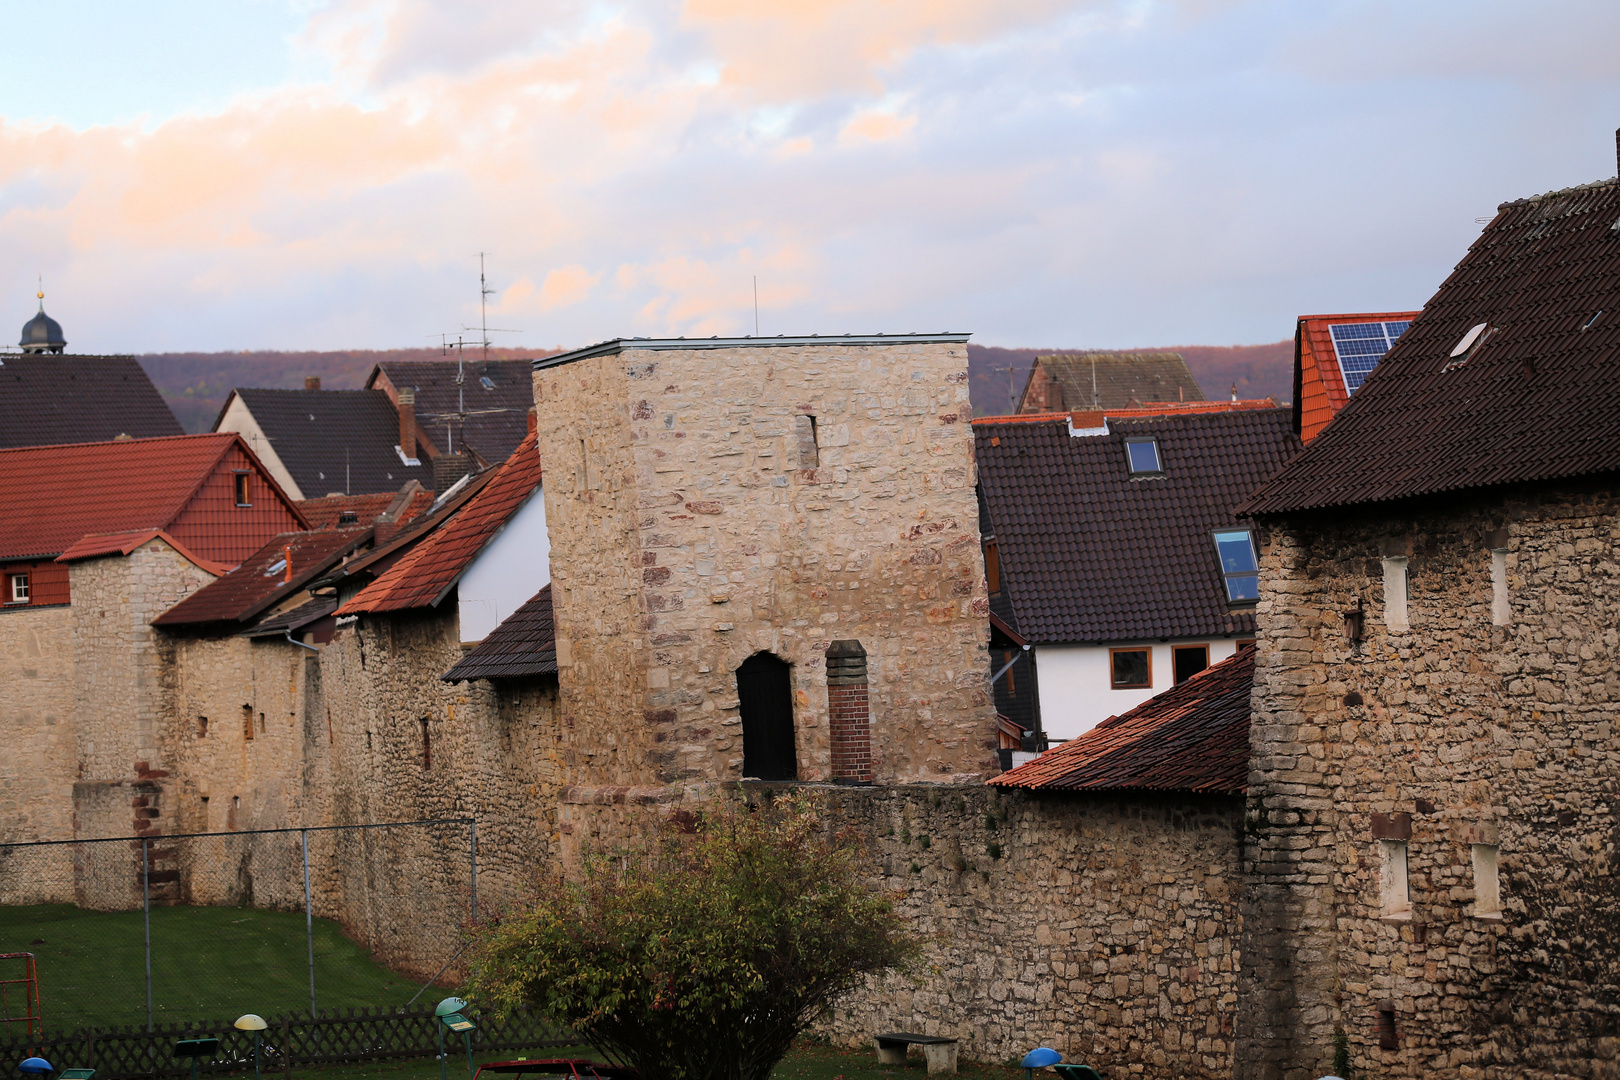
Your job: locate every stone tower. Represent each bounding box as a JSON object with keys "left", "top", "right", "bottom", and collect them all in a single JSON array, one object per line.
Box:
[{"left": 531, "top": 334, "right": 997, "bottom": 791}]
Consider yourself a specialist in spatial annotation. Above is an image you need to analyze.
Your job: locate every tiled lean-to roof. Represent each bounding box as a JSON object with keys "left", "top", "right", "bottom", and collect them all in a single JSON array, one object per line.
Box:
[
  {"left": 0, "top": 355, "right": 182, "bottom": 447},
  {"left": 975, "top": 409, "right": 1300, "bottom": 644},
  {"left": 339, "top": 431, "right": 541, "bottom": 615},
  {"left": 992, "top": 645, "right": 1253, "bottom": 794},
  {"left": 155, "top": 529, "right": 370, "bottom": 628},
  {"left": 442, "top": 584, "right": 555, "bottom": 682},
  {"left": 1245, "top": 176, "right": 1620, "bottom": 515}
]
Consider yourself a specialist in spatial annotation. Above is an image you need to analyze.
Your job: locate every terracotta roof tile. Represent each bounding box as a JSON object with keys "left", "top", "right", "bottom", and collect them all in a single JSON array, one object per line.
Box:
[
  {"left": 313, "top": 469, "right": 498, "bottom": 593},
  {"left": 975, "top": 410, "right": 1300, "bottom": 643},
  {"left": 297, "top": 487, "right": 432, "bottom": 529},
  {"left": 154, "top": 529, "right": 370, "bottom": 627},
  {"left": 0, "top": 355, "right": 182, "bottom": 447},
  {"left": 441, "top": 584, "right": 555, "bottom": 681},
  {"left": 339, "top": 432, "right": 542, "bottom": 614},
  {"left": 0, "top": 433, "right": 306, "bottom": 565},
  {"left": 991, "top": 645, "right": 1253, "bottom": 793},
  {"left": 1292, "top": 312, "right": 1419, "bottom": 444},
  {"left": 1245, "top": 176, "right": 1620, "bottom": 514}
]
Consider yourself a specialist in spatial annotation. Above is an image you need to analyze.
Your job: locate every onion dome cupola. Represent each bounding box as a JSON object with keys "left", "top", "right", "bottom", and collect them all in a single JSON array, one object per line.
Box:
[{"left": 20, "top": 288, "right": 66, "bottom": 354}]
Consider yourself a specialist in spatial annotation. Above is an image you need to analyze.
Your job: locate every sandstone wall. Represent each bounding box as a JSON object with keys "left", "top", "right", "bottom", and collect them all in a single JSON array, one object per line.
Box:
[
  {"left": 0, "top": 605, "right": 78, "bottom": 904},
  {"left": 1237, "top": 482, "right": 1620, "bottom": 1080},
  {"left": 560, "top": 783, "right": 1243, "bottom": 1078},
  {"left": 532, "top": 340, "right": 996, "bottom": 790},
  {"left": 309, "top": 608, "right": 561, "bottom": 976}
]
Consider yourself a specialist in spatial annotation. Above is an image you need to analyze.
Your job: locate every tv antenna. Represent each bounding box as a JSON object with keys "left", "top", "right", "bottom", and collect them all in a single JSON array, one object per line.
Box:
[{"left": 425, "top": 255, "right": 521, "bottom": 454}]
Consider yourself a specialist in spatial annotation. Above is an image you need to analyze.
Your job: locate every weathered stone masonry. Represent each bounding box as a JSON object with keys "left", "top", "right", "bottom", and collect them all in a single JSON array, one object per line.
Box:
[{"left": 1237, "top": 481, "right": 1620, "bottom": 1080}]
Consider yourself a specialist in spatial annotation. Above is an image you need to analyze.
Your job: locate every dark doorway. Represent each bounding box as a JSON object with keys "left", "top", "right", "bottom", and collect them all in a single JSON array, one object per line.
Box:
[{"left": 737, "top": 652, "right": 796, "bottom": 781}]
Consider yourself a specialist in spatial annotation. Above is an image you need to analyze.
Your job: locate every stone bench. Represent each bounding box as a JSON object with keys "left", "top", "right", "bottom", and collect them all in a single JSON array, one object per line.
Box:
[{"left": 874, "top": 1032, "right": 958, "bottom": 1075}]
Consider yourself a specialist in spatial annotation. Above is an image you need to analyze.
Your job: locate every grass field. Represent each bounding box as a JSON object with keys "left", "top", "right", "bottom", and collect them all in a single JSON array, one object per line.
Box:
[{"left": 0, "top": 904, "right": 437, "bottom": 1031}]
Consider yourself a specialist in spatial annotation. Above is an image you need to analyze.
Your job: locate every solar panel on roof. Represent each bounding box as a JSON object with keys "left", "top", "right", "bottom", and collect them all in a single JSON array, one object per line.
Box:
[{"left": 1329, "top": 321, "right": 1410, "bottom": 392}]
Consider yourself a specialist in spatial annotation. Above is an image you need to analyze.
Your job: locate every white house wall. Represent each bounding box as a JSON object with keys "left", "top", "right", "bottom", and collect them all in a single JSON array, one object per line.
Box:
[
  {"left": 1035, "top": 637, "right": 1242, "bottom": 740},
  {"left": 213, "top": 395, "right": 305, "bottom": 501},
  {"left": 456, "top": 486, "right": 550, "bottom": 643}
]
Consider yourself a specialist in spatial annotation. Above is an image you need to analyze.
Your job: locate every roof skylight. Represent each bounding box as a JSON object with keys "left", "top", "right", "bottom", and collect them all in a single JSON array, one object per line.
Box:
[
  {"left": 1124, "top": 437, "right": 1162, "bottom": 475},
  {"left": 1329, "top": 320, "right": 1411, "bottom": 393},
  {"left": 1444, "top": 322, "right": 1494, "bottom": 371}
]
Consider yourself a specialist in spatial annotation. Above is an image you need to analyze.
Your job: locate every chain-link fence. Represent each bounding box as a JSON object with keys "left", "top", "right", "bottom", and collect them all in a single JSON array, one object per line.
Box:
[{"left": 0, "top": 820, "right": 479, "bottom": 1037}]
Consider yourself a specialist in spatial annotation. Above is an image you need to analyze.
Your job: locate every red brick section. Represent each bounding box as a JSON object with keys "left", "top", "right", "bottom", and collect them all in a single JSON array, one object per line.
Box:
[{"left": 826, "top": 640, "right": 872, "bottom": 783}]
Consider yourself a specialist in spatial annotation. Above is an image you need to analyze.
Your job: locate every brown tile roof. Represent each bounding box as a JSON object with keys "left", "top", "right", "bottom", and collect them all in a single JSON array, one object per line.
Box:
[
  {"left": 311, "top": 468, "right": 498, "bottom": 595},
  {"left": 244, "top": 594, "right": 338, "bottom": 639},
  {"left": 991, "top": 645, "right": 1253, "bottom": 793},
  {"left": 441, "top": 584, "right": 555, "bottom": 682},
  {"left": 369, "top": 359, "right": 534, "bottom": 465},
  {"left": 975, "top": 410, "right": 1300, "bottom": 644},
  {"left": 338, "top": 432, "right": 541, "bottom": 615},
  {"left": 1292, "top": 312, "right": 1420, "bottom": 445},
  {"left": 223, "top": 388, "right": 429, "bottom": 497},
  {"left": 1245, "top": 175, "right": 1620, "bottom": 515},
  {"left": 0, "top": 433, "right": 306, "bottom": 566},
  {"left": 1017, "top": 352, "right": 1205, "bottom": 413},
  {"left": 0, "top": 355, "right": 182, "bottom": 447},
  {"left": 296, "top": 486, "right": 432, "bottom": 529},
  {"left": 154, "top": 529, "right": 370, "bottom": 627}
]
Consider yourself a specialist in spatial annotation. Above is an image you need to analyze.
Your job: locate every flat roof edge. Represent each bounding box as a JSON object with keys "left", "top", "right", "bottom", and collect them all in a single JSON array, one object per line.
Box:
[{"left": 533, "top": 333, "right": 972, "bottom": 371}]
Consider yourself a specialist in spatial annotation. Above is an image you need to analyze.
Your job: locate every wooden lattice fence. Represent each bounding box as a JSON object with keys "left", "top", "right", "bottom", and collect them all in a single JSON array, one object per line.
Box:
[{"left": 0, "top": 1007, "right": 573, "bottom": 1079}]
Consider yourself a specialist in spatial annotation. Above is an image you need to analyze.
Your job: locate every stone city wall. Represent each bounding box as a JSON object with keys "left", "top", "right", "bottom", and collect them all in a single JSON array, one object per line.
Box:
[
  {"left": 1237, "top": 482, "right": 1620, "bottom": 1080},
  {"left": 0, "top": 604, "right": 77, "bottom": 905},
  {"left": 532, "top": 340, "right": 997, "bottom": 792}
]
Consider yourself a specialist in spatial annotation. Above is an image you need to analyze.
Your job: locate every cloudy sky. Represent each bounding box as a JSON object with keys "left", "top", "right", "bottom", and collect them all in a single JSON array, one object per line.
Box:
[{"left": 3, "top": 0, "right": 1619, "bottom": 354}]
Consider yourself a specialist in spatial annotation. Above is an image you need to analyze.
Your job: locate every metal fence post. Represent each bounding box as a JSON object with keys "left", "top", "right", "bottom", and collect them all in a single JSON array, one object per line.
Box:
[
  {"left": 469, "top": 819, "right": 478, "bottom": 922},
  {"left": 302, "top": 828, "right": 316, "bottom": 1018},
  {"left": 142, "top": 837, "right": 153, "bottom": 1033}
]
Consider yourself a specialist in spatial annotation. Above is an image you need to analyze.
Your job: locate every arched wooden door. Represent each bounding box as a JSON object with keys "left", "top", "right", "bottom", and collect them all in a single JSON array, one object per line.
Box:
[{"left": 737, "top": 652, "right": 796, "bottom": 781}]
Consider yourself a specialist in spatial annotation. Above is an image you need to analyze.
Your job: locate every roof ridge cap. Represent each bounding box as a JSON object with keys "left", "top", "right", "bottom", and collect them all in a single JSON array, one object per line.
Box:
[{"left": 1497, "top": 175, "right": 1620, "bottom": 210}]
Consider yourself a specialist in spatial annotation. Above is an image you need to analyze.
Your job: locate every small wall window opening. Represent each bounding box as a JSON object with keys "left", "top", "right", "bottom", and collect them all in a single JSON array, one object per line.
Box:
[
  {"left": 420, "top": 717, "right": 431, "bottom": 769},
  {"left": 1124, "top": 437, "right": 1161, "bottom": 475},
  {"left": 241, "top": 704, "right": 254, "bottom": 741},
  {"left": 233, "top": 472, "right": 252, "bottom": 507},
  {"left": 1172, "top": 644, "right": 1209, "bottom": 684},
  {"left": 1378, "top": 839, "right": 1411, "bottom": 919},
  {"left": 984, "top": 542, "right": 1001, "bottom": 594},
  {"left": 1376, "top": 1001, "right": 1399, "bottom": 1050},
  {"left": 197, "top": 716, "right": 208, "bottom": 738},
  {"left": 1382, "top": 556, "right": 1409, "bottom": 631},
  {"left": 1213, "top": 529, "right": 1260, "bottom": 602},
  {"left": 1490, "top": 549, "right": 1511, "bottom": 627},
  {"left": 9, "top": 573, "right": 27, "bottom": 603},
  {"left": 795, "top": 415, "right": 819, "bottom": 469},
  {"left": 1109, "top": 647, "right": 1151, "bottom": 690},
  {"left": 737, "top": 652, "right": 797, "bottom": 781},
  {"left": 1472, "top": 844, "right": 1502, "bottom": 918}
]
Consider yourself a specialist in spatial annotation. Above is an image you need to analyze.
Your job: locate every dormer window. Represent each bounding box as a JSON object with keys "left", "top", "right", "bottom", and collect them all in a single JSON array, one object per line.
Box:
[
  {"left": 1124, "top": 438, "right": 1162, "bottom": 475},
  {"left": 1213, "top": 529, "right": 1260, "bottom": 602}
]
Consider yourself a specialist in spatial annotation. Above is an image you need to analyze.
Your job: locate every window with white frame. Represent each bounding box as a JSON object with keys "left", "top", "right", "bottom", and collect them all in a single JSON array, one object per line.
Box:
[{"left": 9, "top": 574, "right": 28, "bottom": 603}]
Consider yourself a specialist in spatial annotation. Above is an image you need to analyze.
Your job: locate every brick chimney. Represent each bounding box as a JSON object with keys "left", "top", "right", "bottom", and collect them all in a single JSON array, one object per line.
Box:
[
  {"left": 398, "top": 387, "right": 417, "bottom": 462},
  {"left": 305, "top": 376, "right": 321, "bottom": 391},
  {"left": 433, "top": 453, "right": 473, "bottom": 495},
  {"left": 527, "top": 406, "right": 537, "bottom": 437},
  {"left": 825, "top": 640, "right": 873, "bottom": 783}
]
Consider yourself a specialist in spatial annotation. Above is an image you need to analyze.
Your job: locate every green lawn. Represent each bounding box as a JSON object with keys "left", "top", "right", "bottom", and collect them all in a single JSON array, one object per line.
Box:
[{"left": 0, "top": 904, "right": 435, "bottom": 1032}]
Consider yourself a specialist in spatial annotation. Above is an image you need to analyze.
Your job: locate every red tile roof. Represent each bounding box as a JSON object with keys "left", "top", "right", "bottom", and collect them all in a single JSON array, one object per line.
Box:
[
  {"left": 1246, "top": 173, "right": 1620, "bottom": 514},
  {"left": 311, "top": 468, "right": 498, "bottom": 594},
  {"left": 0, "top": 434, "right": 307, "bottom": 566},
  {"left": 972, "top": 400, "right": 1279, "bottom": 430},
  {"left": 339, "top": 432, "right": 542, "bottom": 615},
  {"left": 154, "top": 529, "right": 371, "bottom": 627},
  {"left": 991, "top": 645, "right": 1254, "bottom": 793},
  {"left": 441, "top": 584, "right": 555, "bottom": 682},
  {"left": 297, "top": 486, "right": 432, "bottom": 530},
  {"left": 58, "top": 530, "right": 232, "bottom": 575},
  {"left": 1293, "top": 312, "right": 1419, "bottom": 445}
]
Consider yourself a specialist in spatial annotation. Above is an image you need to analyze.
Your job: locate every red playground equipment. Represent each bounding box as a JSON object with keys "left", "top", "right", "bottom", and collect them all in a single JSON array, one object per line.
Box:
[{"left": 0, "top": 952, "right": 41, "bottom": 1038}]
